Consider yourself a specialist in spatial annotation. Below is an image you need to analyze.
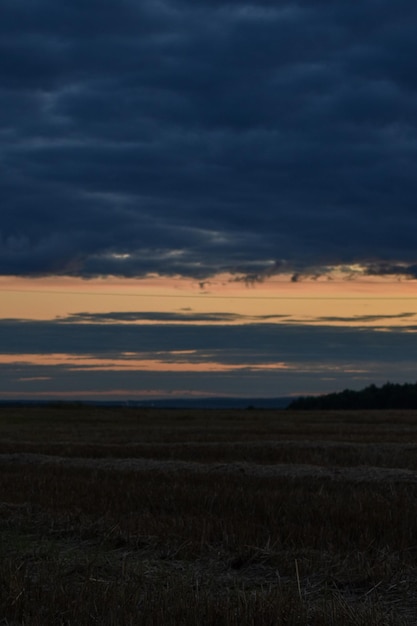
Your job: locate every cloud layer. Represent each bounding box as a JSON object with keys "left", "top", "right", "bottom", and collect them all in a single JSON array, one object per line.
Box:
[
  {"left": 2, "top": 0, "right": 417, "bottom": 279},
  {"left": 1, "top": 316, "right": 417, "bottom": 398}
]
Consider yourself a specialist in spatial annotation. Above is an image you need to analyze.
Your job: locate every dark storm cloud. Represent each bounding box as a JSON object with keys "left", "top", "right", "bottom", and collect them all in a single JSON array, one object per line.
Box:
[{"left": 2, "top": 0, "right": 417, "bottom": 278}]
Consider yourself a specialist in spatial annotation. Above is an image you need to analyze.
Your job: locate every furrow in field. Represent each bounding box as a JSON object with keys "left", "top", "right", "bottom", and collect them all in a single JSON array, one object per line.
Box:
[{"left": 1, "top": 452, "right": 417, "bottom": 483}]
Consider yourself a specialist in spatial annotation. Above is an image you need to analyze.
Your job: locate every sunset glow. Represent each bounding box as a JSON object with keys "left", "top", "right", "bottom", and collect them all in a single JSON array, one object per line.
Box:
[
  {"left": 0, "top": 352, "right": 292, "bottom": 372},
  {"left": 2, "top": 1, "right": 417, "bottom": 401},
  {"left": 1, "top": 274, "right": 417, "bottom": 327}
]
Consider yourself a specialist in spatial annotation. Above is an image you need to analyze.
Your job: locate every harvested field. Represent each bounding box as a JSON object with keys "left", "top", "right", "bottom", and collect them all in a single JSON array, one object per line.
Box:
[{"left": 0, "top": 406, "right": 417, "bottom": 624}]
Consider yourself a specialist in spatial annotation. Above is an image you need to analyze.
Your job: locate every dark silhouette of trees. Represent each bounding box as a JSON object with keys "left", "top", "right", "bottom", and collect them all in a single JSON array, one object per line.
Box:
[{"left": 287, "top": 381, "right": 417, "bottom": 410}]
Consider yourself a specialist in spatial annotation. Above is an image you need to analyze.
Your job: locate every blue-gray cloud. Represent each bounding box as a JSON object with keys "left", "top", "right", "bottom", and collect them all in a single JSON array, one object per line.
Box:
[
  {"left": 61, "top": 311, "right": 288, "bottom": 323},
  {"left": 58, "top": 310, "right": 416, "bottom": 325},
  {"left": 1, "top": 317, "right": 417, "bottom": 397},
  {"left": 2, "top": 0, "right": 417, "bottom": 278},
  {"left": 1, "top": 317, "right": 416, "bottom": 361},
  {"left": 313, "top": 312, "right": 416, "bottom": 323}
]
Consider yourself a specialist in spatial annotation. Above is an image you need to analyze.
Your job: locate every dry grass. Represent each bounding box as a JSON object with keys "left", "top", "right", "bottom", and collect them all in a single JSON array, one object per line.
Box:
[{"left": 0, "top": 406, "right": 416, "bottom": 624}]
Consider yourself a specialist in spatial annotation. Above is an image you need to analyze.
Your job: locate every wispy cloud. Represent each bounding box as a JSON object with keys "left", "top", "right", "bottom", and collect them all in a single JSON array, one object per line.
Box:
[{"left": 60, "top": 311, "right": 289, "bottom": 324}]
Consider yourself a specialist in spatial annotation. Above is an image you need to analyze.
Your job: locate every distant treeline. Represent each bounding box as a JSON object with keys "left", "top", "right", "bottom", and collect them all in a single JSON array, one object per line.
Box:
[{"left": 287, "top": 382, "right": 417, "bottom": 410}]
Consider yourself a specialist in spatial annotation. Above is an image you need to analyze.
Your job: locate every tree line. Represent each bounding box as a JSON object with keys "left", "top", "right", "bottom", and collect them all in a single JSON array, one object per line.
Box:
[{"left": 287, "top": 381, "right": 417, "bottom": 410}]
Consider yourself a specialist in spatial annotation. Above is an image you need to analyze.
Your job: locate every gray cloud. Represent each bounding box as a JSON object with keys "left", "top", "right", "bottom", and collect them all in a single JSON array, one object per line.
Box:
[
  {"left": 1, "top": 317, "right": 417, "bottom": 397},
  {"left": 1, "top": 318, "right": 416, "bottom": 363},
  {"left": 2, "top": 1, "right": 417, "bottom": 278},
  {"left": 0, "top": 362, "right": 391, "bottom": 399},
  {"left": 61, "top": 311, "right": 288, "bottom": 323},
  {"left": 59, "top": 310, "right": 417, "bottom": 326},
  {"left": 313, "top": 312, "right": 417, "bottom": 323},
  {"left": 364, "top": 263, "right": 417, "bottom": 279}
]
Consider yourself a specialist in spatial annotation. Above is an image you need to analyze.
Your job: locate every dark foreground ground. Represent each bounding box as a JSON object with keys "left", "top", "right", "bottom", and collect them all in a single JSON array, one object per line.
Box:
[{"left": 0, "top": 406, "right": 417, "bottom": 625}]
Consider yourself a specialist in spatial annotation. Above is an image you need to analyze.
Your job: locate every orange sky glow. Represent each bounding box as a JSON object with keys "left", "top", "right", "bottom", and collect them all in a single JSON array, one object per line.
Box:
[
  {"left": 0, "top": 353, "right": 293, "bottom": 372},
  {"left": 1, "top": 272, "right": 416, "bottom": 400},
  {"left": 1, "top": 272, "right": 416, "bottom": 328}
]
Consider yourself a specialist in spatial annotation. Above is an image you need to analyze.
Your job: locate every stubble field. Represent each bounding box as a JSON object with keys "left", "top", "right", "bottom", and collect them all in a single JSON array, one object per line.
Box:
[{"left": 1, "top": 405, "right": 417, "bottom": 624}]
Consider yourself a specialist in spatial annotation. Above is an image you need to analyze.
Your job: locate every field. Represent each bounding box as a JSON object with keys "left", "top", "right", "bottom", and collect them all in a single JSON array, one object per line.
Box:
[{"left": 1, "top": 407, "right": 417, "bottom": 624}]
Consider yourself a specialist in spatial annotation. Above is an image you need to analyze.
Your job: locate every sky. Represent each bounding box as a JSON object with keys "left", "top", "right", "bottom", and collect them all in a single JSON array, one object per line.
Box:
[{"left": 1, "top": 0, "right": 417, "bottom": 400}]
